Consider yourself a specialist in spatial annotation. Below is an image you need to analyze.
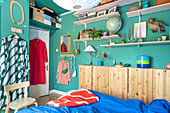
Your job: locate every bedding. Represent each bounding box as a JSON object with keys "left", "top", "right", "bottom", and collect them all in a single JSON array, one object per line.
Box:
[
  {"left": 17, "top": 90, "right": 170, "bottom": 113},
  {"left": 47, "top": 89, "right": 99, "bottom": 107}
]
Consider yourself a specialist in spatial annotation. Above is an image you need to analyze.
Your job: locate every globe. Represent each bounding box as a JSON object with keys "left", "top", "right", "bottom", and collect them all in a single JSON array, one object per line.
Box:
[{"left": 106, "top": 16, "right": 122, "bottom": 34}]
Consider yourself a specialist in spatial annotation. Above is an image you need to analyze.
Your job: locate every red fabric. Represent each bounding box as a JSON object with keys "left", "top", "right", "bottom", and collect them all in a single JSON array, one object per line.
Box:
[
  {"left": 29, "top": 39, "right": 48, "bottom": 85},
  {"left": 46, "top": 89, "right": 99, "bottom": 107},
  {"left": 61, "top": 42, "right": 67, "bottom": 52}
]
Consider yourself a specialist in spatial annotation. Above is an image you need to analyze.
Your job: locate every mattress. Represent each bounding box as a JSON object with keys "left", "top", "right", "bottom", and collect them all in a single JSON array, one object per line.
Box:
[{"left": 17, "top": 90, "right": 170, "bottom": 113}]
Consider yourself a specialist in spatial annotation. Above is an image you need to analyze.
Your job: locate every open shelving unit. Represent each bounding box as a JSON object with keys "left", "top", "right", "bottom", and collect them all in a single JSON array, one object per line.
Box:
[
  {"left": 73, "top": 34, "right": 120, "bottom": 42},
  {"left": 100, "top": 40, "right": 170, "bottom": 47},
  {"left": 126, "top": 3, "right": 170, "bottom": 18},
  {"left": 73, "top": 0, "right": 139, "bottom": 17},
  {"left": 73, "top": 0, "right": 139, "bottom": 26},
  {"left": 74, "top": 12, "right": 120, "bottom": 25}
]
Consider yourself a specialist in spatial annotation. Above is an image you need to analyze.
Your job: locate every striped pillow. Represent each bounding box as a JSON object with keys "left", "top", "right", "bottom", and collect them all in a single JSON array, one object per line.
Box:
[{"left": 47, "top": 89, "right": 99, "bottom": 107}]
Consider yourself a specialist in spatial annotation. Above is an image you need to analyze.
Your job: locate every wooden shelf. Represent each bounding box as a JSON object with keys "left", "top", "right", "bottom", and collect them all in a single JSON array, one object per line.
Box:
[
  {"left": 126, "top": 3, "right": 170, "bottom": 18},
  {"left": 60, "top": 54, "right": 76, "bottom": 57},
  {"left": 74, "top": 12, "right": 120, "bottom": 25},
  {"left": 73, "top": 34, "right": 120, "bottom": 42},
  {"left": 73, "top": 0, "right": 139, "bottom": 17},
  {"left": 30, "top": 19, "right": 61, "bottom": 30},
  {"left": 100, "top": 40, "right": 170, "bottom": 47}
]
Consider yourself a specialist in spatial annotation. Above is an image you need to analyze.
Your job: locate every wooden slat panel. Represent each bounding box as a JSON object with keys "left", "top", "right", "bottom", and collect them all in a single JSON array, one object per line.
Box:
[
  {"left": 109, "top": 67, "right": 128, "bottom": 99},
  {"left": 153, "top": 69, "right": 164, "bottom": 99},
  {"left": 129, "top": 68, "right": 153, "bottom": 104},
  {"left": 79, "top": 65, "right": 93, "bottom": 89},
  {"left": 93, "top": 66, "right": 109, "bottom": 95},
  {"left": 153, "top": 69, "right": 167, "bottom": 100},
  {"left": 166, "top": 70, "right": 170, "bottom": 102},
  {"left": 129, "top": 68, "right": 138, "bottom": 99}
]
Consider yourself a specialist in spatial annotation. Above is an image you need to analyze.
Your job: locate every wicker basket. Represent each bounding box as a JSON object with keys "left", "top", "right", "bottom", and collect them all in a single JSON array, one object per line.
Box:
[
  {"left": 156, "top": 0, "right": 170, "bottom": 5},
  {"left": 30, "top": 7, "right": 44, "bottom": 23}
]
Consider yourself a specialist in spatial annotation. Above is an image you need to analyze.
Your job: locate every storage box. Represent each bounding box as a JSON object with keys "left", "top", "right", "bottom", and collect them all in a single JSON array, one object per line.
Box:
[
  {"left": 30, "top": 7, "right": 44, "bottom": 23},
  {"left": 44, "top": 19, "right": 51, "bottom": 25},
  {"left": 156, "top": 0, "right": 170, "bottom": 5},
  {"left": 56, "top": 23, "right": 61, "bottom": 28},
  {"left": 44, "top": 14, "right": 51, "bottom": 21}
]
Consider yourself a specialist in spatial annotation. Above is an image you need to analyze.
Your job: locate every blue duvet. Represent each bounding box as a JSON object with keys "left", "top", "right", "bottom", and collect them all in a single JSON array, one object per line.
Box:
[{"left": 18, "top": 90, "right": 170, "bottom": 113}]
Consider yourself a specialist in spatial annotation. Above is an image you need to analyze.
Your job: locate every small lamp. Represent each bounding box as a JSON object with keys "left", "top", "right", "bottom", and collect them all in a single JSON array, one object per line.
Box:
[{"left": 84, "top": 45, "right": 96, "bottom": 65}]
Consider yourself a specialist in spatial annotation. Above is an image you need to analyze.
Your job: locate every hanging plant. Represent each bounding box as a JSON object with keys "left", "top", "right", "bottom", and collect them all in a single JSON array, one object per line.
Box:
[{"left": 88, "top": 30, "right": 102, "bottom": 39}]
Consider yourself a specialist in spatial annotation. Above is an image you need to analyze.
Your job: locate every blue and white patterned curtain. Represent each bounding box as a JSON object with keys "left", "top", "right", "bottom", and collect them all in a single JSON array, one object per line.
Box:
[{"left": 0, "top": 35, "right": 30, "bottom": 110}]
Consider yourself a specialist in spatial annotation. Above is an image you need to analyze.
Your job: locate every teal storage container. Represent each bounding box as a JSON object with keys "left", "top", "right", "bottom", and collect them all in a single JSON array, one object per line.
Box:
[{"left": 137, "top": 56, "right": 150, "bottom": 68}]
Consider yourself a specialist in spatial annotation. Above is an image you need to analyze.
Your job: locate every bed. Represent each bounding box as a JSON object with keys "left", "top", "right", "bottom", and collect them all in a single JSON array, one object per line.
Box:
[
  {"left": 17, "top": 66, "right": 170, "bottom": 113},
  {"left": 17, "top": 90, "right": 170, "bottom": 113}
]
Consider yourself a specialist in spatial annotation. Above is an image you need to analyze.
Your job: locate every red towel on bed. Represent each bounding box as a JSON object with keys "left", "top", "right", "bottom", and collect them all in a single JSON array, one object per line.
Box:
[{"left": 46, "top": 89, "right": 99, "bottom": 107}]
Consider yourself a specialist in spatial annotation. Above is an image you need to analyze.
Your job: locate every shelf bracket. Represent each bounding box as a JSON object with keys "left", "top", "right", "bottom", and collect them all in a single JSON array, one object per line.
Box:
[
  {"left": 138, "top": 0, "right": 142, "bottom": 6},
  {"left": 83, "top": 41, "right": 87, "bottom": 48},
  {"left": 138, "top": 11, "right": 141, "bottom": 22},
  {"left": 80, "top": 21, "right": 87, "bottom": 29},
  {"left": 106, "top": 4, "right": 110, "bottom": 10},
  {"left": 138, "top": 43, "right": 141, "bottom": 47},
  {"left": 108, "top": 37, "right": 112, "bottom": 44}
]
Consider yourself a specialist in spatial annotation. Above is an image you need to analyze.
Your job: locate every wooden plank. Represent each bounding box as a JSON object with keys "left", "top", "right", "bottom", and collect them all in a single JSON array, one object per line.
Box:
[
  {"left": 93, "top": 66, "right": 109, "bottom": 95},
  {"left": 153, "top": 69, "right": 165, "bottom": 100},
  {"left": 129, "top": 68, "right": 138, "bottom": 99},
  {"left": 79, "top": 65, "right": 93, "bottom": 89},
  {"left": 129, "top": 68, "right": 153, "bottom": 104},
  {"left": 109, "top": 67, "right": 128, "bottom": 99},
  {"left": 165, "top": 70, "right": 170, "bottom": 102},
  {"left": 60, "top": 54, "right": 76, "bottom": 57}
]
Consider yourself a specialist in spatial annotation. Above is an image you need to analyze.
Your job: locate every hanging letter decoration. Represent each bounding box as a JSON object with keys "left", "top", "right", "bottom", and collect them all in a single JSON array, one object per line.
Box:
[{"left": 10, "top": 0, "right": 25, "bottom": 25}]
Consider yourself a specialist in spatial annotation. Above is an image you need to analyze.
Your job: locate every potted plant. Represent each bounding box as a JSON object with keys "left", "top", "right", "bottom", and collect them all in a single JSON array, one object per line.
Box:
[{"left": 88, "top": 30, "right": 102, "bottom": 39}]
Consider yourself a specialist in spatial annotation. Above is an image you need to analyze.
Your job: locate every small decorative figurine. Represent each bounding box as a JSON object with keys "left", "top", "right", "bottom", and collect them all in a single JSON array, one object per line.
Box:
[
  {"left": 162, "top": 35, "right": 167, "bottom": 41},
  {"left": 142, "top": 0, "right": 149, "bottom": 9},
  {"left": 148, "top": 18, "right": 168, "bottom": 33},
  {"left": 166, "top": 63, "right": 170, "bottom": 69}
]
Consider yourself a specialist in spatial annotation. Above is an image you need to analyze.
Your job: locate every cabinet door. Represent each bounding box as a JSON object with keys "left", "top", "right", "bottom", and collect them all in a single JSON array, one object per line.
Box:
[
  {"left": 129, "top": 68, "right": 153, "bottom": 104},
  {"left": 93, "top": 66, "right": 109, "bottom": 95},
  {"left": 109, "top": 67, "right": 128, "bottom": 100},
  {"left": 153, "top": 69, "right": 170, "bottom": 102},
  {"left": 79, "top": 65, "right": 93, "bottom": 89}
]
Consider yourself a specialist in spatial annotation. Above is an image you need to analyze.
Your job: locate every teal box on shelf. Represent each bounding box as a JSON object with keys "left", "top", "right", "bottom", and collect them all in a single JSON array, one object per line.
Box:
[{"left": 137, "top": 56, "right": 150, "bottom": 68}]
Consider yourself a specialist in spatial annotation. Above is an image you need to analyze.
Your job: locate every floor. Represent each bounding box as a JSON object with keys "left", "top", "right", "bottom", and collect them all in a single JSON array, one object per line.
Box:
[{"left": 35, "top": 93, "right": 62, "bottom": 106}]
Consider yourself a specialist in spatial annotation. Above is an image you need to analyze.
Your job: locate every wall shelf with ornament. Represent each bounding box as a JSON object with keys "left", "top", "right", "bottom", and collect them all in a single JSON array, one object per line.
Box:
[
  {"left": 74, "top": 12, "right": 120, "bottom": 26},
  {"left": 73, "top": 0, "right": 139, "bottom": 17},
  {"left": 100, "top": 40, "right": 170, "bottom": 48},
  {"left": 126, "top": 3, "right": 170, "bottom": 18},
  {"left": 73, "top": 0, "right": 141, "bottom": 28},
  {"left": 74, "top": 34, "right": 120, "bottom": 48}
]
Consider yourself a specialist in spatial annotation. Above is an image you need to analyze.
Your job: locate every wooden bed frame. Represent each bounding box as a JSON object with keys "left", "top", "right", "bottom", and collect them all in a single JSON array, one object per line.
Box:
[{"left": 79, "top": 65, "right": 170, "bottom": 104}]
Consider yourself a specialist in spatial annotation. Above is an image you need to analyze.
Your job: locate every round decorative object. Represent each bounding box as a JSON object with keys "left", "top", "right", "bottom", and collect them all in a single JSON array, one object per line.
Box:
[
  {"left": 166, "top": 63, "right": 170, "bottom": 69},
  {"left": 106, "top": 16, "right": 122, "bottom": 34}
]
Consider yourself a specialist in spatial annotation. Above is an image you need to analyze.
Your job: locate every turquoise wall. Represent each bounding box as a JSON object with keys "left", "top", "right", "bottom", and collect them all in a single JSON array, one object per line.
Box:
[
  {"left": 0, "top": 0, "right": 29, "bottom": 112},
  {"left": 50, "top": 0, "right": 170, "bottom": 92}
]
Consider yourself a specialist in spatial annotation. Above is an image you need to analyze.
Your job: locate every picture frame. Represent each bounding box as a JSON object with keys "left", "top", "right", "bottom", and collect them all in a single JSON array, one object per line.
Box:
[
  {"left": 108, "top": 5, "right": 117, "bottom": 14},
  {"left": 97, "top": 10, "right": 106, "bottom": 17},
  {"left": 134, "top": 21, "right": 147, "bottom": 38},
  {"left": 60, "top": 34, "right": 71, "bottom": 53}
]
